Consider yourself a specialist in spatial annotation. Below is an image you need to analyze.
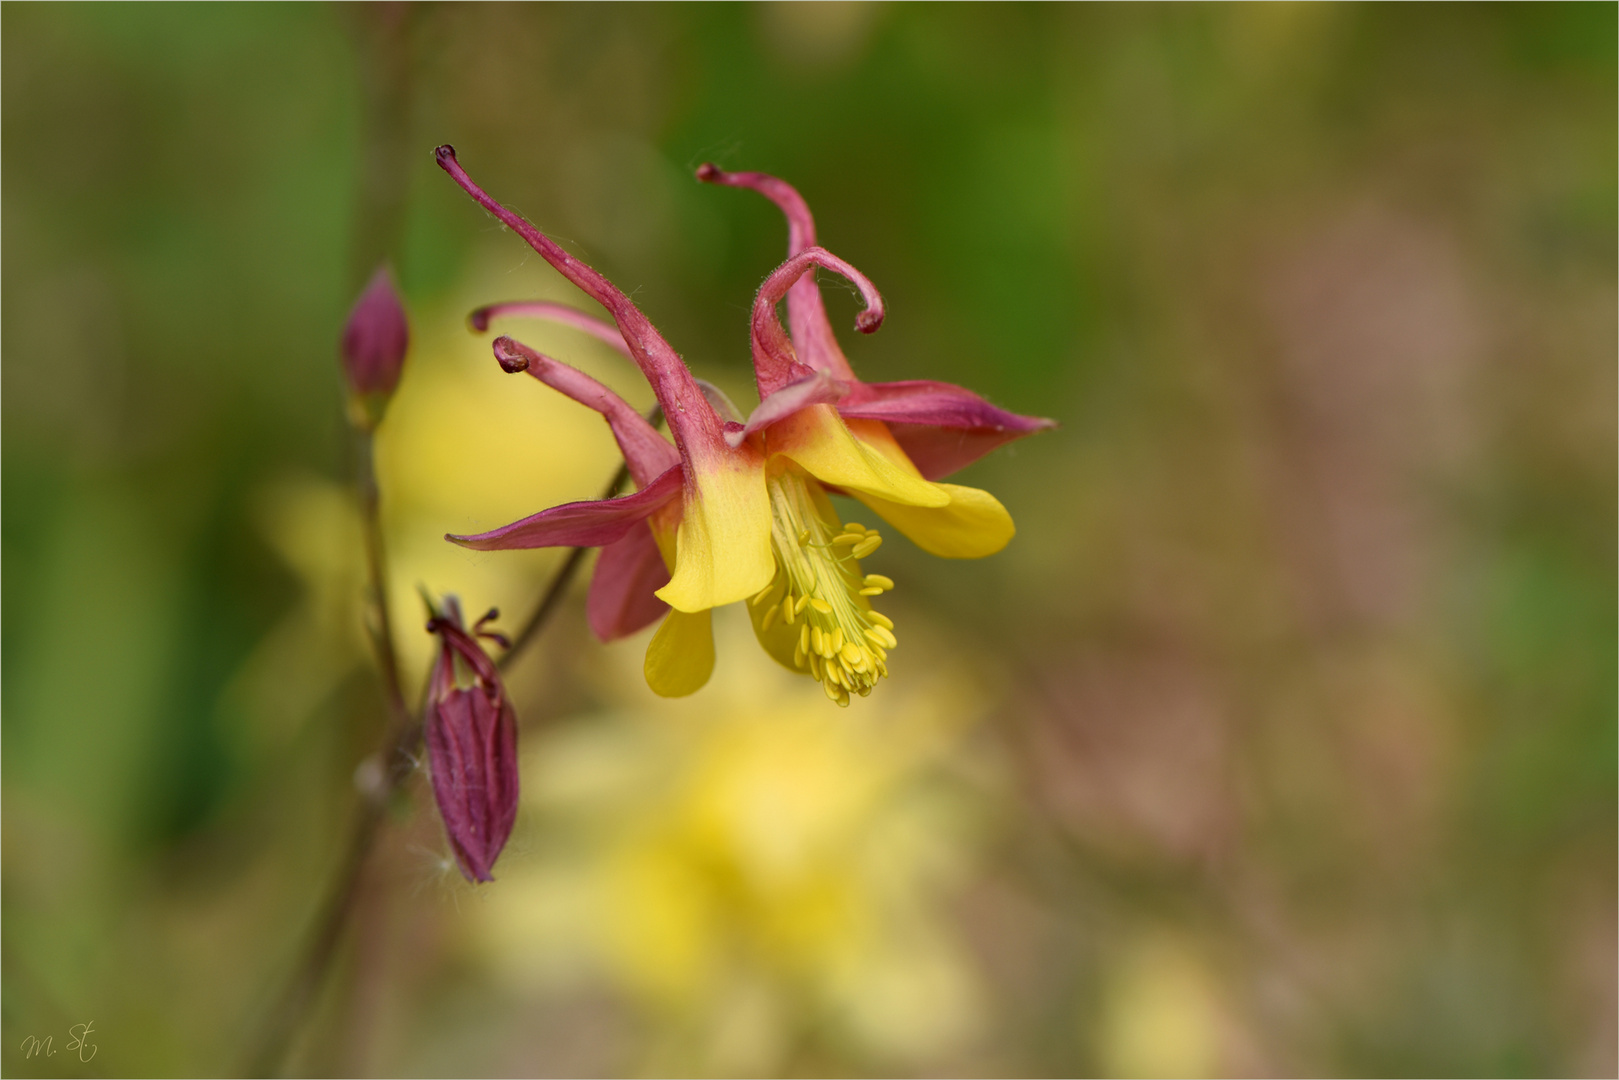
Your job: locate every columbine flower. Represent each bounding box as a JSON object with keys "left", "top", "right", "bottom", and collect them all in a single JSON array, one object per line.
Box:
[
  {"left": 340, "top": 264, "right": 410, "bottom": 429},
  {"left": 434, "top": 145, "right": 1052, "bottom": 704},
  {"left": 424, "top": 596, "right": 518, "bottom": 882}
]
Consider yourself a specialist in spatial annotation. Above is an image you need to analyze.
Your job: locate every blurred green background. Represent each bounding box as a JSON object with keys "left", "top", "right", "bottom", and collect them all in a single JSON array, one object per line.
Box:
[{"left": 3, "top": 3, "right": 1614, "bottom": 1076}]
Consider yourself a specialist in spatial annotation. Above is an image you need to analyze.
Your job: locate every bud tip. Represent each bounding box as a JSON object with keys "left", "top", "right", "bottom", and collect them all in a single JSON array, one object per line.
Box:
[{"left": 341, "top": 265, "right": 409, "bottom": 407}]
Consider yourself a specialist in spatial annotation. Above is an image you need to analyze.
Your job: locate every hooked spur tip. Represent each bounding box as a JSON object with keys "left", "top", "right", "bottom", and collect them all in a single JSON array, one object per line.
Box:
[
  {"left": 695, "top": 162, "right": 723, "bottom": 183},
  {"left": 491, "top": 336, "right": 530, "bottom": 373},
  {"left": 856, "top": 309, "right": 884, "bottom": 334},
  {"left": 434, "top": 144, "right": 458, "bottom": 166},
  {"left": 467, "top": 308, "right": 492, "bottom": 333}
]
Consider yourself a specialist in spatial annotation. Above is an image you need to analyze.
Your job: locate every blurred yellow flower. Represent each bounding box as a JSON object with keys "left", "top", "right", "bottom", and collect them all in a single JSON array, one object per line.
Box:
[
  {"left": 473, "top": 611, "right": 994, "bottom": 1072},
  {"left": 1099, "top": 932, "right": 1228, "bottom": 1078}
]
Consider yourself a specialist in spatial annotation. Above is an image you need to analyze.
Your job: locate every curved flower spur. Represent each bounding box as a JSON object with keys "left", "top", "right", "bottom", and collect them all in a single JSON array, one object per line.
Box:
[{"left": 436, "top": 146, "right": 1053, "bottom": 704}]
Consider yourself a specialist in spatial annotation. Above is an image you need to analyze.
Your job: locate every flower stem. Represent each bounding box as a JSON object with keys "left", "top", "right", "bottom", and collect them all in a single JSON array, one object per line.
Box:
[{"left": 356, "top": 429, "right": 411, "bottom": 729}]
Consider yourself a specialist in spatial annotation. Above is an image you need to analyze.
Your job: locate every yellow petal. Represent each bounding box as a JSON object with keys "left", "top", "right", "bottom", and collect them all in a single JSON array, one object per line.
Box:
[
  {"left": 643, "top": 607, "right": 715, "bottom": 697},
  {"left": 854, "top": 483, "right": 1016, "bottom": 558},
  {"left": 655, "top": 449, "right": 775, "bottom": 613},
  {"left": 767, "top": 406, "right": 948, "bottom": 509}
]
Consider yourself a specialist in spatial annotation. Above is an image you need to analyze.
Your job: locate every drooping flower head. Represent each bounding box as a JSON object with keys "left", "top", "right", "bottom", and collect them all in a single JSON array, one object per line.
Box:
[
  {"left": 435, "top": 145, "right": 1053, "bottom": 704},
  {"left": 424, "top": 596, "right": 518, "bottom": 882}
]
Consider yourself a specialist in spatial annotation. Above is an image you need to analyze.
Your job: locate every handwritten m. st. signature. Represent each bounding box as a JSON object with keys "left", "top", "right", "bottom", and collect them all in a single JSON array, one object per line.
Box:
[{"left": 20, "top": 1021, "right": 98, "bottom": 1063}]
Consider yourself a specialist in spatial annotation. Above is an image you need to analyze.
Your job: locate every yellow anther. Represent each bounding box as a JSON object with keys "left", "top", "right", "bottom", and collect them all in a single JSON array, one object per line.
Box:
[
  {"left": 751, "top": 583, "right": 776, "bottom": 606},
  {"left": 763, "top": 467, "right": 899, "bottom": 704},
  {"left": 851, "top": 535, "right": 883, "bottom": 559},
  {"left": 869, "top": 625, "right": 898, "bottom": 649}
]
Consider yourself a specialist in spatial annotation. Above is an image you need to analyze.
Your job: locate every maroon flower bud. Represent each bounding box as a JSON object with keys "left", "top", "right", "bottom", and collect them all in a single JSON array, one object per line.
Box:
[
  {"left": 341, "top": 265, "right": 409, "bottom": 427},
  {"left": 424, "top": 598, "right": 517, "bottom": 883}
]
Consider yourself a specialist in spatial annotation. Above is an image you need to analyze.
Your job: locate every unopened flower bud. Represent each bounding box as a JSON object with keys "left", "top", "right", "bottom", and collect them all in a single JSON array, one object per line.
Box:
[
  {"left": 423, "top": 598, "right": 517, "bottom": 882},
  {"left": 341, "top": 265, "right": 409, "bottom": 428}
]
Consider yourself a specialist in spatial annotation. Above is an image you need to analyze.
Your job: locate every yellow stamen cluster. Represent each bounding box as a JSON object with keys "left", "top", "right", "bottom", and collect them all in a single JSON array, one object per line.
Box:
[{"left": 752, "top": 469, "right": 898, "bottom": 706}]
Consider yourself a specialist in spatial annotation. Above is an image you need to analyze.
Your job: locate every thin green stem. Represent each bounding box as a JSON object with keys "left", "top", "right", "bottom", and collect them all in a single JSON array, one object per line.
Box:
[{"left": 356, "top": 429, "right": 411, "bottom": 729}]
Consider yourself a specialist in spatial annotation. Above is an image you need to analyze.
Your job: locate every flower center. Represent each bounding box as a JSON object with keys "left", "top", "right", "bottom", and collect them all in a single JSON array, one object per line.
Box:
[{"left": 750, "top": 465, "right": 898, "bottom": 706}]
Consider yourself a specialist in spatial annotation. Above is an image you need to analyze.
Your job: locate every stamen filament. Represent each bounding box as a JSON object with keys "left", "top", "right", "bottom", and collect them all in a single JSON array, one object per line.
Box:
[{"left": 755, "top": 467, "right": 898, "bottom": 706}]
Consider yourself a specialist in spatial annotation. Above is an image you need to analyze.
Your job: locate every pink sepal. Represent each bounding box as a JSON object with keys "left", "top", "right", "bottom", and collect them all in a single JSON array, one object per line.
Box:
[
  {"left": 837, "top": 380, "right": 1056, "bottom": 479},
  {"left": 587, "top": 520, "right": 671, "bottom": 641},
  {"left": 447, "top": 465, "right": 683, "bottom": 551},
  {"left": 839, "top": 379, "right": 1055, "bottom": 430}
]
